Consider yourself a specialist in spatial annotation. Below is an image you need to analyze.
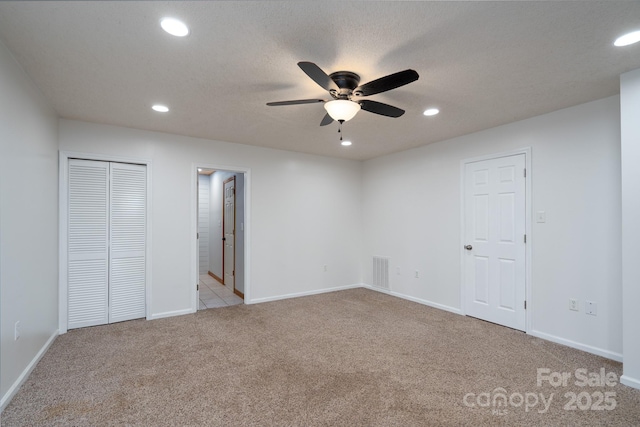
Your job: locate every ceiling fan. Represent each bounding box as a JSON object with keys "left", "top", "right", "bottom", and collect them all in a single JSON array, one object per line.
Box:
[{"left": 267, "top": 62, "right": 419, "bottom": 126}]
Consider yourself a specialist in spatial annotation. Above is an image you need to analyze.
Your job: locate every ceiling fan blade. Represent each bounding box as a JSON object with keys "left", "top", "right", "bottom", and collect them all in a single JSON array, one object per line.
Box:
[
  {"left": 298, "top": 61, "right": 339, "bottom": 92},
  {"left": 320, "top": 113, "right": 334, "bottom": 126},
  {"left": 266, "top": 99, "right": 325, "bottom": 106},
  {"left": 359, "top": 100, "right": 405, "bottom": 118},
  {"left": 354, "top": 69, "right": 419, "bottom": 97}
]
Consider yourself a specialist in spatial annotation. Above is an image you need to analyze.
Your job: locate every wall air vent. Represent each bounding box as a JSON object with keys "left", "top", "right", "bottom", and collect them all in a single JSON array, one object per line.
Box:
[{"left": 373, "top": 256, "right": 390, "bottom": 289}]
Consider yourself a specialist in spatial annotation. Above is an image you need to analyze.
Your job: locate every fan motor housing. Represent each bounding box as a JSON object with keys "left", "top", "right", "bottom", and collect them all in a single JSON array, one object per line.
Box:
[{"left": 329, "top": 71, "right": 360, "bottom": 98}]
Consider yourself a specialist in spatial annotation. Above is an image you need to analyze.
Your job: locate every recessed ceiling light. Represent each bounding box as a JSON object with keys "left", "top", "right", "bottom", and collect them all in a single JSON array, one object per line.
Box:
[
  {"left": 423, "top": 108, "right": 440, "bottom": 116},
  {"left": 160, "top": 17, "right": 189, "bottom": 37},
  {"left": 614, "top": 30, "right": 640, "bottom": 47},
  {"left": 152, "top": 104, "right": 169, "bottom": 113},
  {"left": 341, "top": 140, "right": 352, "bottom": 147}
]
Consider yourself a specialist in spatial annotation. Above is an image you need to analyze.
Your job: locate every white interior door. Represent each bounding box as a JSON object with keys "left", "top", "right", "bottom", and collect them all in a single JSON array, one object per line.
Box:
[
  {"left": 67, "top": 159, "right": 109, "bottom": 329},
  {"left": 108, "top": 162, "right": 146, "bottom": 323},
  {"left": 464, "top": 154, "right": 526, "bottom": 331},
  {"left": 223, "top": 177, "right": 235, "bottom": 291},
  {"left": 198, "top": 174, "right": 210, "bottom": 276},
  {"left": 67, "top": 159, "right": 146, "bottom": 329}
]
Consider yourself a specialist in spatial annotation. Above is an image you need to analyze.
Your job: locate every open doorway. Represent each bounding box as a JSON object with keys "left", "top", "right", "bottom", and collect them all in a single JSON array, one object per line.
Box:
[{"left": 197, "top": 167, "right": 246, "bottom": 310}]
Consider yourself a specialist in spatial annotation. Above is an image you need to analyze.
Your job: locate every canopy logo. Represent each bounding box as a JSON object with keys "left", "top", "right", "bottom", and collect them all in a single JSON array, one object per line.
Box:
[
  {"left": 463, "top": 388, "right": 553, "bottom": 416},
  {"left": 463, "top": 368, "right": 618, "bottom": 416}
]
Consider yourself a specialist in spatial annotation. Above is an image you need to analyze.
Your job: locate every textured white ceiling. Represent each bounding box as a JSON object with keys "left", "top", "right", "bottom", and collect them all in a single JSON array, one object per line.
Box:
[{"left": 1, "top": 1, "right": 639, "bottom": 160}]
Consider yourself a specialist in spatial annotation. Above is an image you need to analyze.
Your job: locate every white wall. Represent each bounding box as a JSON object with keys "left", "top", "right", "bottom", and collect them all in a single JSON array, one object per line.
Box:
[
  {"left": 620, "top": 68, "right": 640, "bottom": 390},
  {"left": 0, "top": 40, "right": 59, "bottom": 408},
  {"left": 58, "top": 119, "right": 363, "bottom": 314},
  {"left": 362, "top": 96, "right": 622, "bottom": 359}
]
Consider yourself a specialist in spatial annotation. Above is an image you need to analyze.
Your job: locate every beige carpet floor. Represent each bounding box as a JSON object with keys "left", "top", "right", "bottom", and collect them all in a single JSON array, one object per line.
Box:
[{"left": 2, "top": 288, "right": 640, "bottom": 426}]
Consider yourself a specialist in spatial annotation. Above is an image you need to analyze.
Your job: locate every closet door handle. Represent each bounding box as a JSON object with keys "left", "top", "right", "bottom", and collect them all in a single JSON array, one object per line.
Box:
[{"left": 464, "top": 245, "right": 473, "bottom": 250}]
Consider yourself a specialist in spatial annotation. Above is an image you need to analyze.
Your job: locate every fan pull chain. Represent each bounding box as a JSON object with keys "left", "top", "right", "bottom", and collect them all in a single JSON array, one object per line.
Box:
[{"left": 338, "top": 119, "right": 344, "bottom": 142}]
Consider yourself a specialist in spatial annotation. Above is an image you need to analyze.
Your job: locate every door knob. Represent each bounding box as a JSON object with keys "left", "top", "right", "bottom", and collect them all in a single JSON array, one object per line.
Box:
[{"left": 464, "top": 245, "right": 473, "bottom": 250}]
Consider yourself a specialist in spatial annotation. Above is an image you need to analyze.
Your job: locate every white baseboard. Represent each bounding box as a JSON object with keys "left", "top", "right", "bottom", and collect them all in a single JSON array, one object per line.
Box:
[
  {"left": 363, "top": 284, "right": 463, "bottom": 315},
  {"left": 148, "top": 308, "right": 194, "bottom": 320},
  {"left": 248, "top": 283, "right": 362, "bottom": 304},
  {"left": 529, "top": 330, "right": 623, "bottom": 362},
  {"left": 621, "top": 375, "right": 640, "bottom": 390},
  {"left": 1, "top": 330, "right": 58, "bottom": 412}
]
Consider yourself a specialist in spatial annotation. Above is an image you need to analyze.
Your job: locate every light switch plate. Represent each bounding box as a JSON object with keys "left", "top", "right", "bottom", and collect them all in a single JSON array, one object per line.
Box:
[{"left": 536, "top": 211, "right": 546, "bottom": 223}]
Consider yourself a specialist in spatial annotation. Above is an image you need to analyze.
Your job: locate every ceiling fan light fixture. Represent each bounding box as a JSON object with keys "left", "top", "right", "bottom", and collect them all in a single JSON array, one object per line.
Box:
[{"left": 324, "top": 100, "right": 361, "bottom": 122}]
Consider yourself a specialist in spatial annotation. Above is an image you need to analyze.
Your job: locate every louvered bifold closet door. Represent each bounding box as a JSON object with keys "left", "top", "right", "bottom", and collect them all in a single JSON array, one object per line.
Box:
[
  {"left": 109, "top": 162, "right": 146, "bottom": 323},
  {"left": 67, "top": 160, "right": 110, "bottom": 329}
]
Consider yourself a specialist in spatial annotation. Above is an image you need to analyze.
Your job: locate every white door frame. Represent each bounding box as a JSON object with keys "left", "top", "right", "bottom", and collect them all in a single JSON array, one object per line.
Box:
[
  {"left": 59, "top": 151, "right": 153, "bottom": 334},
  {"left": 191, "top": 163, "right": 251, "bottom": 311},
  {"left": 459, "top": 147, "right": 532, "bottom": 332}
]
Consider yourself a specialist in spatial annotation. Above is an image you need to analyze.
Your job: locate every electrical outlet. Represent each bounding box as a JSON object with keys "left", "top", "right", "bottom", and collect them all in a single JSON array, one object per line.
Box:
[
  {"left": 569, "top": 299, "right": 578, "bottom": 311},
  {"left": 414, "top": 270, "right": 419, "bottom": 279},
  {"left": 586, "top": 301, "right": 597, "bottom": 316},
  {"left": 14, "top": 321, "right": 20, "bottom": 340},
  {"left": 323, "top": 265, "right": 327, "bottom": 272},
  {"left": 396, "top": 267, "right": 401, "bottom": 275}
]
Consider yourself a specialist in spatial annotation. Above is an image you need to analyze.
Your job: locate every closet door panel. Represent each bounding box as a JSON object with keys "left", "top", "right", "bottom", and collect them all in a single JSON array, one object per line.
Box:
[
  {"left": 67, "top": 160, "right": 109, "bottom": 329},
  {"left": 109, "top": 162, "right": 146, "bottom": 323}
]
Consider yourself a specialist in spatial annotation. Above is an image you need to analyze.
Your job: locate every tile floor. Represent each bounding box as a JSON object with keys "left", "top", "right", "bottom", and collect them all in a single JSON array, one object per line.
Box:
[{"left": 198, "top": 274, "right": 243, "bottom": 310}]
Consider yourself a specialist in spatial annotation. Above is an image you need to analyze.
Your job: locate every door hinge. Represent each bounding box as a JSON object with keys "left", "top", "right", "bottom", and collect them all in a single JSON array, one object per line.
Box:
[
  {"left": 197, "top": 284, "right": 199, "bottom": 291},
  {"left": 524, "top": 168, "right": 526, "bottom": 177},
  {"left": 524, "top": 234, "right": 527, "bottom": 243},
  {"left": 524, "top": 300, "right": 527, "bottom": 309},
  {"left": 233, "top": 270, "right": 235, "bottom": 276},
  {"left": 197, "top": 232, "right": 199, "bottom": 239}
]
